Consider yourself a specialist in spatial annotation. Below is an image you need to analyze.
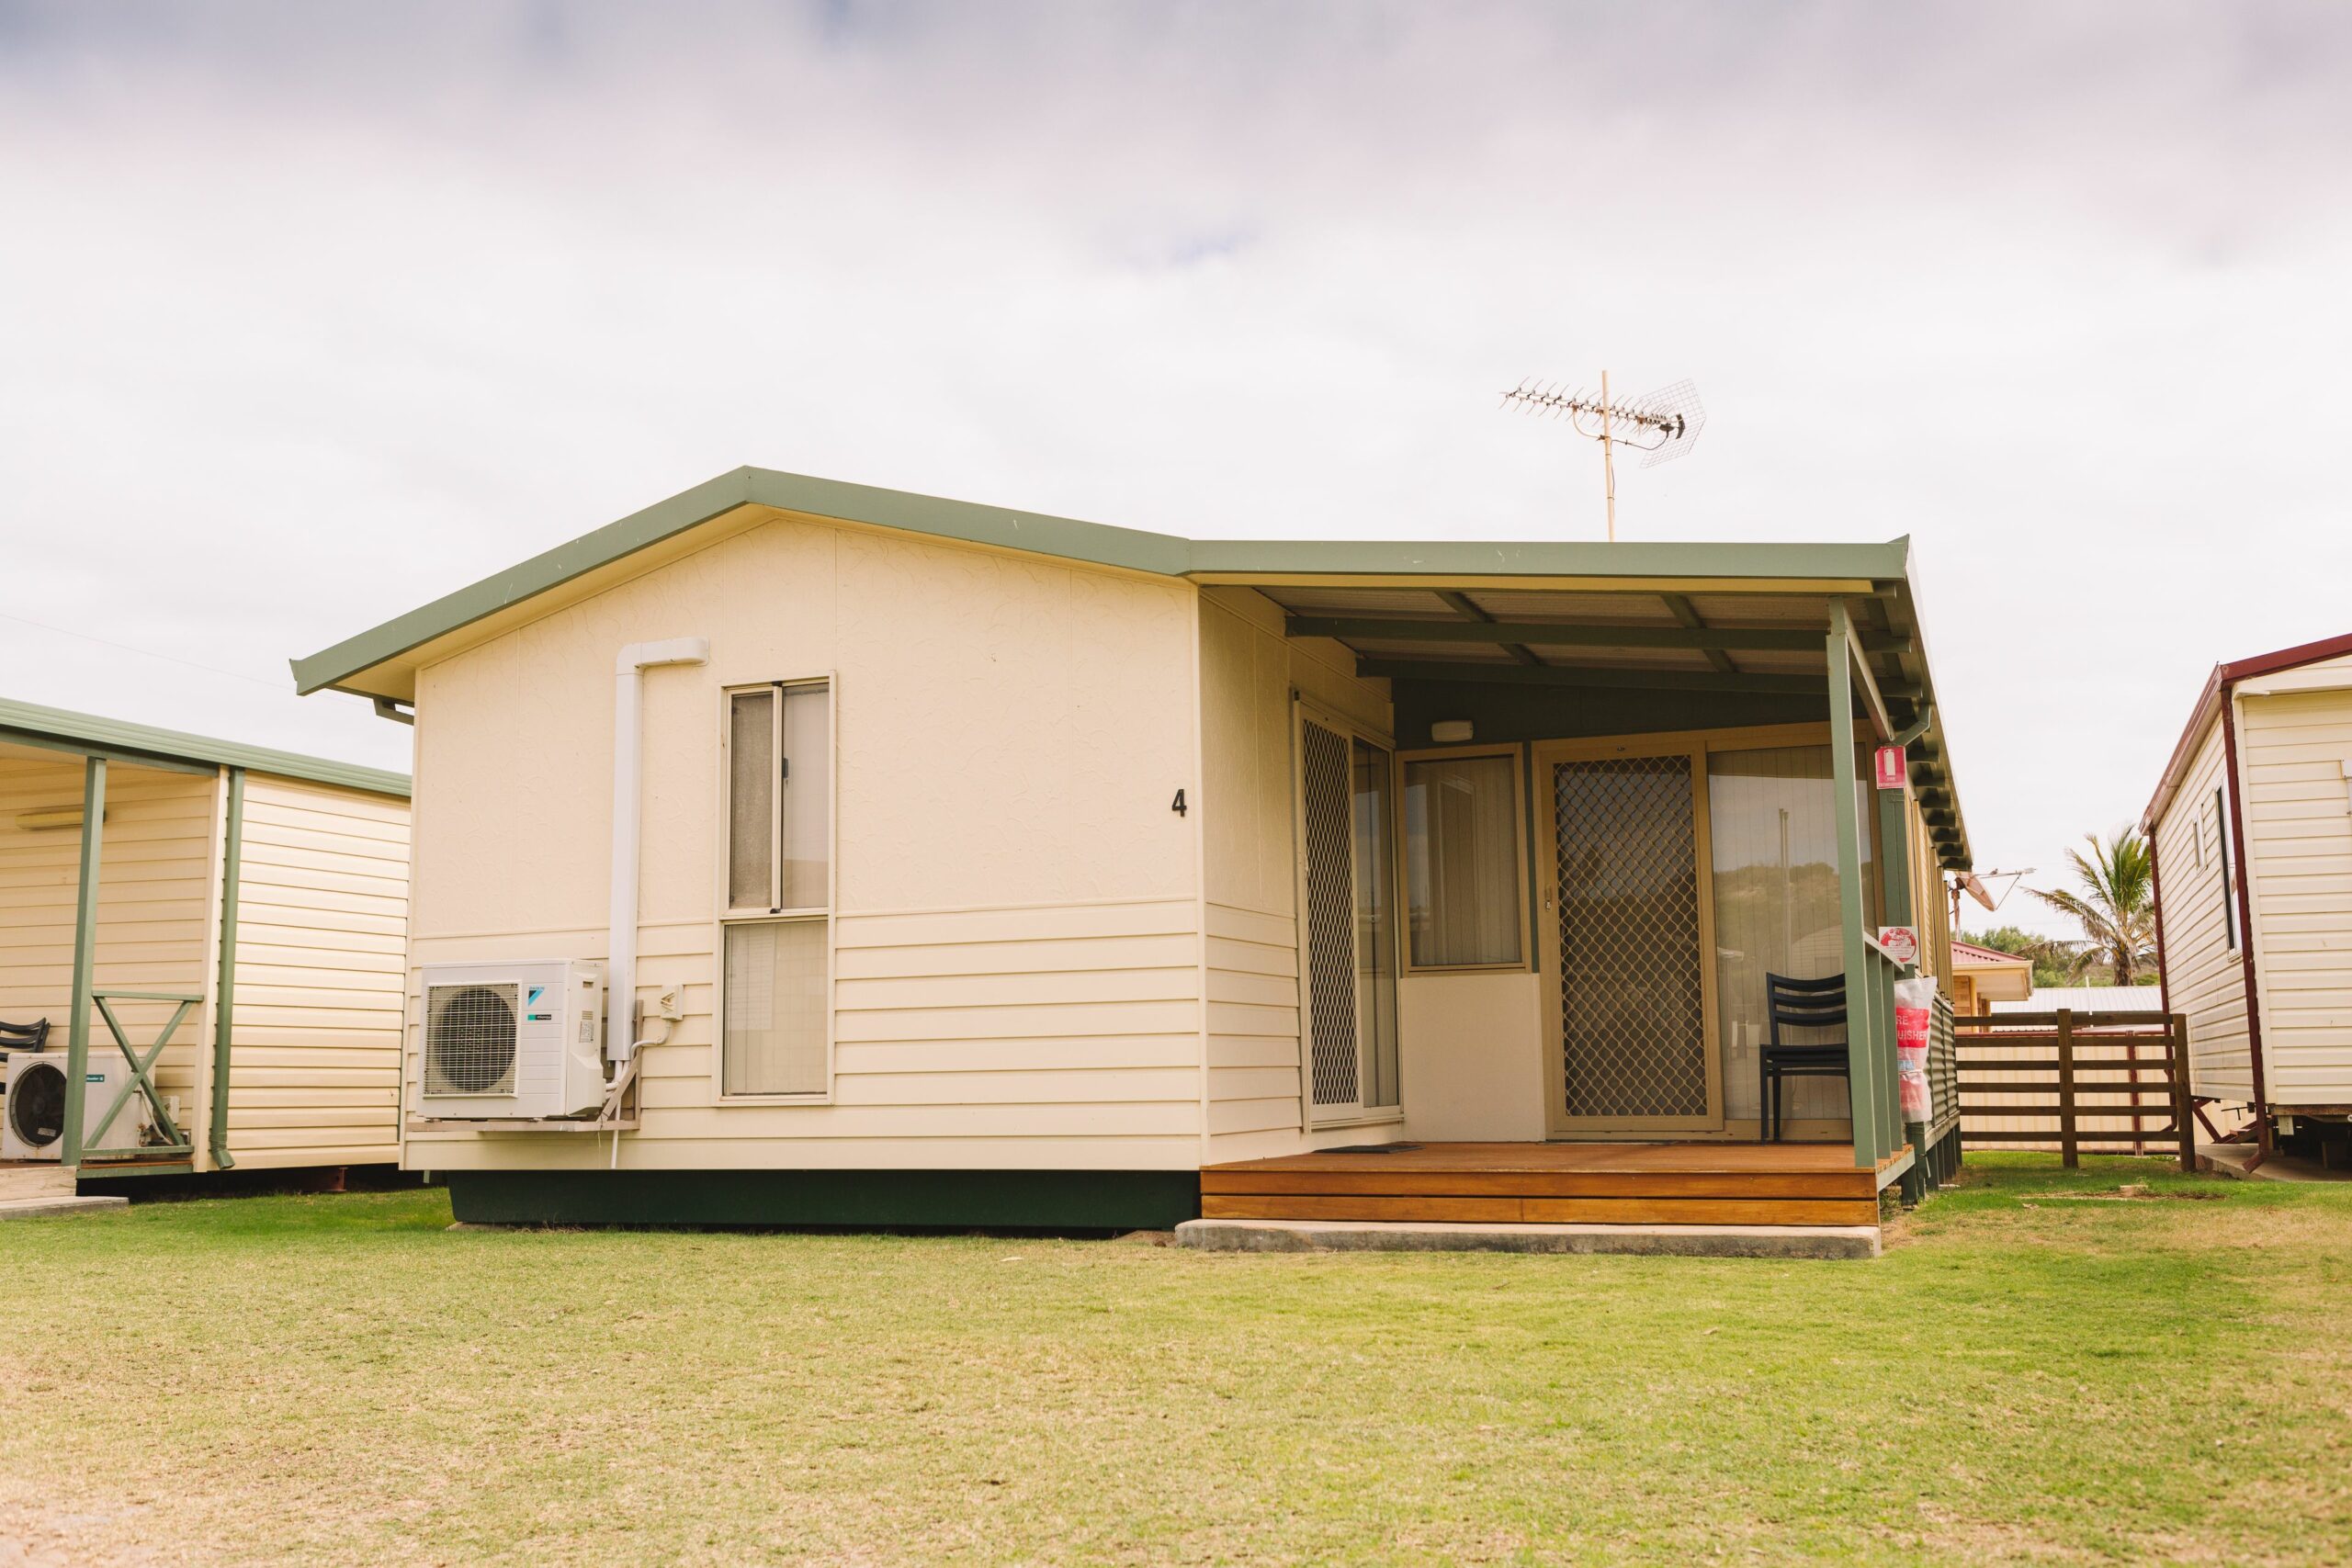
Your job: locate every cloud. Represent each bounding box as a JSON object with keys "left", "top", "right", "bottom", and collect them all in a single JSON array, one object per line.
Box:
[{"left": 2, "top": 1, "right": 2349, "bottom": 934}]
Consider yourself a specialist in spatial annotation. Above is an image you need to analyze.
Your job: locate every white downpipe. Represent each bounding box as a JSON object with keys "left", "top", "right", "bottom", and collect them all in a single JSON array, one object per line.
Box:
[{"left": 609, "top": 637, "right": 709, "bottom": 1061}]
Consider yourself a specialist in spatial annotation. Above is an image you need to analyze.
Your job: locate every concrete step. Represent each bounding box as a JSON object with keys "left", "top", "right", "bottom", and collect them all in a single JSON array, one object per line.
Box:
[
  {"left": 1176, "top": 1217, "right": 1882, "bottom": 1259},
  {"left": 0, "top": 1193, "right": 128, "bottom": 1221}
]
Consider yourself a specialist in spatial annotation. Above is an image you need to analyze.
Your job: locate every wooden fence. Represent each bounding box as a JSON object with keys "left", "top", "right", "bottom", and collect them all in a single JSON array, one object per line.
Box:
[{"left": 1952, "top": 1010, "right": 2195, "bottom": 1171}]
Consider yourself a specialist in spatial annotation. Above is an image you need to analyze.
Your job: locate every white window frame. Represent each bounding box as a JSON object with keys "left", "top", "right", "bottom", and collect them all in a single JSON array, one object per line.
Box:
[
  {"left": 1396, "top": 741, "right": 1533, "bottom": 976},
  {"left": 1290, "top": 695, "right": 1405, "bottom": 1132},
  {"left": 713, "top": 674, "right": 837, "bottom": 1103}
]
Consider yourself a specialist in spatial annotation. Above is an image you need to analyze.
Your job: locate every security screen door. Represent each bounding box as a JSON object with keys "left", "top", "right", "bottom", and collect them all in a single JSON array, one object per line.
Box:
[
  {"left": 1295, "top": 708, "right": 1399, "bottom": 1122},
  {"left": 1538, "top": 741, "right": 1724, "bottom": 1136}
]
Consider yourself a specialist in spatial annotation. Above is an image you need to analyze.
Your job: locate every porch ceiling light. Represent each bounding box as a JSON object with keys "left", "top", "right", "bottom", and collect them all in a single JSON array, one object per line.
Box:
[{"left": 1430, "top": 719, "right": 1474, "bottom": 744}]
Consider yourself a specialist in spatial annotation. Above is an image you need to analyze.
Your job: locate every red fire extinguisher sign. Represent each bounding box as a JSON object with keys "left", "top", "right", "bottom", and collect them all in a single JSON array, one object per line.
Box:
[{"left": 1874, "top": 745, "right": 1907, "bottom": 790}]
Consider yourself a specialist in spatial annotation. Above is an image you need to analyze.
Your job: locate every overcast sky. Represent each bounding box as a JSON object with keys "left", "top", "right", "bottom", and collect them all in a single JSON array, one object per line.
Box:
[{"left": 6, "top": 1, "right": 2349, "bottom": 938}]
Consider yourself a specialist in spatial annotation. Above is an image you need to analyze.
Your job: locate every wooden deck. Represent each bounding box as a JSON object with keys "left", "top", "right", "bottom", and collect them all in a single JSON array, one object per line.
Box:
[{"left": 1201, "top": 1142, "right": 1901, "bottom": 1227}]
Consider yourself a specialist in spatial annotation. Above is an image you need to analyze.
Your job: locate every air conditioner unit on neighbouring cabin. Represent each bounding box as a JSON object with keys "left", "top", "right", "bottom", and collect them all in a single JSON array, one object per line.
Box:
[
  {"left": 2, "top": 1052, "right": 148, "bottom": 1161},
  {"left": 418, "top": 959, "right": 605, "bottom": 1120}
]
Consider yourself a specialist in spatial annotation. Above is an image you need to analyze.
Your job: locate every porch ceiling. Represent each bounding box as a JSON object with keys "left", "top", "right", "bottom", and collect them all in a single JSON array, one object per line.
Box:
[{"left": 1255, "top": 577, "right": 1973, "bottom": 872}]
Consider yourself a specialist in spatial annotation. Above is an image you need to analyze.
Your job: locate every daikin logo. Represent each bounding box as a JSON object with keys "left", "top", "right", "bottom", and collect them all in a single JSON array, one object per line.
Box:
[{"left": 526, "top": 986, "right": 544, "bottom": 1009}]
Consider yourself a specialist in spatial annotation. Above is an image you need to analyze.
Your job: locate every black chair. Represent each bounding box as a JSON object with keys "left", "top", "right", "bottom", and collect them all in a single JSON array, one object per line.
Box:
[{"left": 1760, "top": 975, "right": 1849, "bottom": 1143}]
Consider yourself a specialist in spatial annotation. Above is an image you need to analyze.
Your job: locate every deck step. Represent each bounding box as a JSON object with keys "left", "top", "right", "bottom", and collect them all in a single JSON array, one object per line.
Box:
[
  {"left": 1200, "top": 1193, "right": 1881, "bottom": 1226},
  {"left": 1200, "top": 1170, "right": 1875, "bottom": 1201}
]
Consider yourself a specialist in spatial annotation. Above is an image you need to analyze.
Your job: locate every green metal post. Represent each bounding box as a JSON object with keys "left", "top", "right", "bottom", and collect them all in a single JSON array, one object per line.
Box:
[
  {"left": 1826, "top": 606, "right": 1882, "bottom": 1169},
  {"left": 62, "top": 754, "right": 107, "bottom": 1169},
  {"left": 209, "top": 767, "right": 243, "bottom": 1170},
  {"left": 1879, "top": 787, "right": 1919, "bottom": 1175}
]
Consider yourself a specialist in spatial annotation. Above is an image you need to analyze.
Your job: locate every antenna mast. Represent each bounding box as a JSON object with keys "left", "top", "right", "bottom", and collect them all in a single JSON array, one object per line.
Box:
[{"left": 1500, "top": 373, "right": 1706, "bottom": 541}]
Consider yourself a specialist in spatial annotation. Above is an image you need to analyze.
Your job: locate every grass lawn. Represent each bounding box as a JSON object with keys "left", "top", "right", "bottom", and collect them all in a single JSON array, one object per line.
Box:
[{"left": 3, "top": 1155, "right": 2347, "bottom": 1566}]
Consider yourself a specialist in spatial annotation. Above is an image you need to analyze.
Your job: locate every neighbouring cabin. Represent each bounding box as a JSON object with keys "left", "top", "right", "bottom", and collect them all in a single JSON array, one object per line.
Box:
[
  {"left": 0, "top": 699, "right": 411, "bottom": 1183},
  {"left": 1949, "top": 940, "right": 2032, "bottom": 1017},
  {"left": 2144, "top": 632, "right": 2352, "bottom": 1168},
  {"left": 292, "top": 468, "right": 1978, "bottom": 1244}
]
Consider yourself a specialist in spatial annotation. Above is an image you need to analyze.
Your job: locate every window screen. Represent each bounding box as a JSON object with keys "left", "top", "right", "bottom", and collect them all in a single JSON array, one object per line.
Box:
[
  {"left": 728, "top": 690, "right": 775, "bottom": 910},
  {"left": 1403, "top": 754, "right": 1524, "bottom": 967},
  {"left": 778, "top": 682, "right": 830, "bottom": 910},
  {"left": 722, "top": 919, "right": 829, "bottom": 1096},
  {"left": 722, "top": 679, "right": 832, "bottom": 1095}
]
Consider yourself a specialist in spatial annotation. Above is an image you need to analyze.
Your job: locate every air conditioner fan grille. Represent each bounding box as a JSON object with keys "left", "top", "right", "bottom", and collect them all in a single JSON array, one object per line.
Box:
[{"left": 424, "top": 983, "right": 519, "bottom": 1096}]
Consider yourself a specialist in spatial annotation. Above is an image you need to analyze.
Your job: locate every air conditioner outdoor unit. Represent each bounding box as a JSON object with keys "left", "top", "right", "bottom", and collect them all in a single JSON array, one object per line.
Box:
[
  {"left": 2, "top": 1051, "right": 148, "bottom": 1161},
  {"left": 418, "top": 959, "right": 605, "bottom": 1120}
]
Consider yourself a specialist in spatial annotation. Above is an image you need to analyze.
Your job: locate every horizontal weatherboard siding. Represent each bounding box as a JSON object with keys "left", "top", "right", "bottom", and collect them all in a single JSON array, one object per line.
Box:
[{"left": 221, "top": 773, "right": 411, "bottom": 1169}]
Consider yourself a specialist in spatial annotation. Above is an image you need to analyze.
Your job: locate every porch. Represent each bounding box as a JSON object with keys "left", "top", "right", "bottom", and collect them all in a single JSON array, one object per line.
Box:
[
  {"left": 1200, "top": 1140, "right": 1911, "bottom": 1228},
  {"left": 1203, "top": 536, "right": 1977, "bottom": 1217}
]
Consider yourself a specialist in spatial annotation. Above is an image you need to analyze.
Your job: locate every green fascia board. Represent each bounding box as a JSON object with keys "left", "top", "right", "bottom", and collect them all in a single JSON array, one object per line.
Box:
[
  {"left": 288, "top": 465, "right": 1915, "bottom": 696},
  {"left": 280, "top": 463, "right": 1966, "bottom": 862},
  {"left": 1183, "top": 534, "right": 1912, "bottom": 581},
  {"left": 0, "top": 697, "right": 409, "bottom": 798},
  {"left": 288, "top": 467, "right": 1193, "bottom": 696}
]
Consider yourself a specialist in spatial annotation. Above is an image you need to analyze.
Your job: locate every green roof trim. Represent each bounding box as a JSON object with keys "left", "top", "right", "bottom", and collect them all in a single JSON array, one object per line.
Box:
[
  {"left": 280, "top": 463, "right": 1964, "bottom": 866},
  {"left": 289, "top": 466, "right": 1914, "bottom": 698},
  {"left": 0, "top": 697, "right": 410, "bottom": 798}
]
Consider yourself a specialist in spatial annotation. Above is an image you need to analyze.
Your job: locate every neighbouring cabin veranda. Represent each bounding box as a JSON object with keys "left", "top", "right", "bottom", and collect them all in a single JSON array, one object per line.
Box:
[
  {"left": 0, "top": 699, "right": 411, "bottom": 1184},
  {"left": 292, "top": 468, "right": 1975, "bottom": 1237}
]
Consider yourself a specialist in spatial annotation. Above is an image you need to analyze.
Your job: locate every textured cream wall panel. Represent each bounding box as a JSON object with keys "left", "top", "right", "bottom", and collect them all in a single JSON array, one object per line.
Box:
[
  {"left": 2149, "top": 716, "right": 2251, "bottom": 1097},
  {"left": 837, "top": 899, "right": 1196, "bottom": 948},
  {"left": 400, "top": 514, "right": 1209, "bottom": 1169},
  {"left": 1196, "top": 587, "right": 1387, "bottom": 921},
  {"left": 836, "top": 1036, "right": 1202, "bottom": 1074},
  {"left": 411, "top": 517, "right": 1193, "bottom": 948},
  {"left": 1398, "top": 972, "right": 1549, "bottom": 1143},
  {"left": 2237, "top": 689, "right": 2352, "bottom": 1100},
  {"left": 222, "top": 774, "right": 410, "bottom": 1168},
  {"left": 834, "top": 932, "right": 1198, "bottom": 979},
  {"left": 834, "top": 966, "right": 1197, "bottom": 1010}
]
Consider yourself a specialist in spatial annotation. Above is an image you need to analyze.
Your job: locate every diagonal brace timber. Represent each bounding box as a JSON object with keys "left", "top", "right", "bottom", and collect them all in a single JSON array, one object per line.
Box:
[{"left": 83, "top": 989, "right": 200, "bottom": 1156}]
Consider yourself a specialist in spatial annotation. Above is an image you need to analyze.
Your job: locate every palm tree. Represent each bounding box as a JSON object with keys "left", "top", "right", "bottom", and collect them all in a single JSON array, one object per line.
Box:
[{"left": 2029, "top": 829, "right": 2157, "bottom": 987}]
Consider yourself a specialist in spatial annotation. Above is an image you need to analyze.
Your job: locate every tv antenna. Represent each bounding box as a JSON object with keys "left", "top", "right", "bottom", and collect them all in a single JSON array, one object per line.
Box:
[{"left": 1499, "top": 373, "right": 1705, "bottom": 541}]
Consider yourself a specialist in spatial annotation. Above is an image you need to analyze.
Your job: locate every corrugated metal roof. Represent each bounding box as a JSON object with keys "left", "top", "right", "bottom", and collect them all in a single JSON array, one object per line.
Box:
[{"left": 1991, "top": 987, "right": 2165, "bottom": 1013}]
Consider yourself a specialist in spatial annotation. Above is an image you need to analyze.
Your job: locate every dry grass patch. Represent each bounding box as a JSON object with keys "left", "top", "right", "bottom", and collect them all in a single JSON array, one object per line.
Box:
[{"left": 1, "top": 1155, "right": 2347, "bottom": 1565}]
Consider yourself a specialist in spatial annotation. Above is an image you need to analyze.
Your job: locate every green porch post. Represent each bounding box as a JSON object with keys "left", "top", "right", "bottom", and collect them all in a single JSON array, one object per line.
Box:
[
  {"left": 209, "top": 766, "right": 244, "bottom": 1170},
  {"left": 62, "top": 754, "right": 107, "bottom": 1168},
  {"left": 1826, "top": 606, "right": 1882, "bottom": 1170},
  {"left": 1878, "top": 783, "right": 1928, "bottom": 1194}
]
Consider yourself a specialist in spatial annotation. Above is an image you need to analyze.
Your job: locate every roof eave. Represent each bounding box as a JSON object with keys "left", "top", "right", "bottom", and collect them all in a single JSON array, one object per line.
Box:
[{"left": 0, "top": 697, "right": 410, "bottom": 797}]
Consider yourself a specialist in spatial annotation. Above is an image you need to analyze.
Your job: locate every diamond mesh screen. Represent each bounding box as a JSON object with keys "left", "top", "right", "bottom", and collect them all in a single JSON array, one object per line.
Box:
[
  {"left": 1300, "top": 718, "right": 1362, "bottom": 1108},
  {"left": 424, "top": 983, "right": 519, "bottom": 1096},
  {"left": 1553, "top": 756, "right": 1710, "bottom": 1119}
]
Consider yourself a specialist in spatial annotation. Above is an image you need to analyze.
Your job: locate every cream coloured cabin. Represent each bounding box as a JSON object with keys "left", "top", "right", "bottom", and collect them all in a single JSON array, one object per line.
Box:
[
  {"left": 294, "top": 468, "right": 1975, "bottom": 1235},
  {"left": 2144, "top": 631, "right": 2352, "bottom": 1168},
  {"left": 0, "top": 698, "right": 410, "bottom": 1180}
]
